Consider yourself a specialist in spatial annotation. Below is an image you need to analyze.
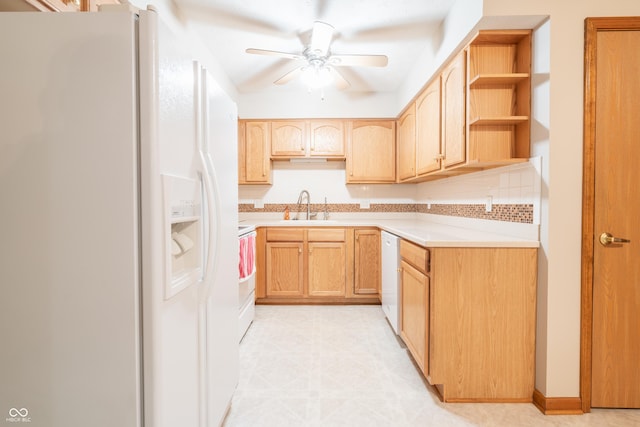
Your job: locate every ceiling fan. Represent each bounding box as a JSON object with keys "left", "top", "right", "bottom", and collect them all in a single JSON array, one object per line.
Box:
[{"left": 245, "top": 21, "right": 388, "bottom": 90}]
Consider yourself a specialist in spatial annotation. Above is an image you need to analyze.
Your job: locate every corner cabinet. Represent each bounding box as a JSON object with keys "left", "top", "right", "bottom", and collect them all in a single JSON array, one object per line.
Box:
[
  {"left": 399, "top": 239, "right": 538, "bottom": 402},
  {"left": 346, "top": 120, "right": 396, "bottom": 183},
  {"left": 238, "top": 120, "right": 272, "bottom": 185}
]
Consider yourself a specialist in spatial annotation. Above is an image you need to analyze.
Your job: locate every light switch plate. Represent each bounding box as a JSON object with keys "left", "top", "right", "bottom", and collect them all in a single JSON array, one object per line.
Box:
[
  {"left": 254, "top": 199, "right": 264, "bottom": 209},
  {"left": 360, "top": 199, "right": 370, "bottom": 209}
]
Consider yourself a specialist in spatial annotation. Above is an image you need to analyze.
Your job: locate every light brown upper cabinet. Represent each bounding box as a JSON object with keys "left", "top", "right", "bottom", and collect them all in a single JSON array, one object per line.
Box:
[
  {"left": 466, "top": 30, "right": 531, "bottom": 163},
  {"left": 309, "top": 120, "right": 345, "bottom": 157},
  {"left": 415, "top": 77, "right": 442, "bottom": 176},
  {"left": 397, "top": 104, "right": 417, "bottom": 182},
  {"left": 402, "top": 29, "right": 532, "bottom": 183},
  {"left": 271, "top": 120, "right": 307, "bottom": 157},
  {"left": 441, "top": 51, "right": 467, "bottom": 169},
  {"left": 238, "top": 120, "right": 272, "bottom": 185},
  {"left": 270, "top": 119, "right": 345, "bottom": 159},
  {"left": 346, "top": 120, "right": 396, "bottom": 183}
]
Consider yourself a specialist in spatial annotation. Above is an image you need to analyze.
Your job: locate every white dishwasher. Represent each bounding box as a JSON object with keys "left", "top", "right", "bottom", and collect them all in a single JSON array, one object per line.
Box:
[{"left": 381, "top": 231, "right": 401, "bottom": 334}]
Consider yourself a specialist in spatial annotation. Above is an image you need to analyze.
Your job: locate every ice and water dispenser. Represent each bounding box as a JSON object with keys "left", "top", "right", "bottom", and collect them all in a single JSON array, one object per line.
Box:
[{"left": 162, "top": 175, "right": 202, "bottom": 299}]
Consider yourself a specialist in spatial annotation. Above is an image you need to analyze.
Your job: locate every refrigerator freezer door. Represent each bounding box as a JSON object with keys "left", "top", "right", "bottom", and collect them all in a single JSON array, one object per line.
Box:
[
  {"left": 138, "top": 12, "right": 201, "bottom": 427},
  {"left": 0, "top": 12, "right": 142, "bottom": 427}
]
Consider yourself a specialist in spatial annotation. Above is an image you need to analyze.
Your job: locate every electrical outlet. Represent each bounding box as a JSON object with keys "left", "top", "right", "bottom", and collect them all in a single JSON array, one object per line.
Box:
[
  {"left": 360, "top": 199, "right": 370, "bottom": 209},
  {"left": 254, "top": 199, "right": 264, "bottom": 209},
  {"left": 485, "top": 196, "right": 493, "bottom": 213}
]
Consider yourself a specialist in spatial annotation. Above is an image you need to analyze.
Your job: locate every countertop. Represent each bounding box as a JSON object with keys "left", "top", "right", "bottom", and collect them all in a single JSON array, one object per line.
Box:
[{"left": 238, "top": 217, "right": 539, "bottom": 248}]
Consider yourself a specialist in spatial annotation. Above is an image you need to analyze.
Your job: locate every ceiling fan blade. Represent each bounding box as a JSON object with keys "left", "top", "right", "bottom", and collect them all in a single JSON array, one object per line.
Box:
[
  {"left": 246, "top": 48, "right": 303, "bottom": 61},
  {"left": 330, "top": 67, "right": 350, "bottom": 91},
  {"left": 274, "top": 67, "right": 303, "bottom": 85},
  {"left": 309, "top": 21, "right": 334, "bottom": 56},
  {"left": 329, "top": 54, "right": 388, "bottom": 67}
]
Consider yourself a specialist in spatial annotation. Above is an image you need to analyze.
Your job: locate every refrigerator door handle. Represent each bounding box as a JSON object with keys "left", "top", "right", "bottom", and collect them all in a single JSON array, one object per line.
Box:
[{"left": 199, "top": 150, "right": 220, "bottom": 301}]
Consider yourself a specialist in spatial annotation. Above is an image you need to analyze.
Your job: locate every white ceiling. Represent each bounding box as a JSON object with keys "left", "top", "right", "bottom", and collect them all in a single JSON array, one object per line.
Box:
[{"left": 174, "top": 0, "right": 458, "bottom": 96}]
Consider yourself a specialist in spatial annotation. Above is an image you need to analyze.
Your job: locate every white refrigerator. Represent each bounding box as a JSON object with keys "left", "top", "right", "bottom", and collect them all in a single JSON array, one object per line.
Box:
[{"left": 0, "top": 7, "right": 238, "bottom": 427}]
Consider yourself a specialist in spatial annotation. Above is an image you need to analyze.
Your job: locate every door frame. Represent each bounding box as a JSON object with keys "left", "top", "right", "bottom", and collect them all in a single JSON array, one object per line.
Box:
[{"left": 581, "top": 16, "right": 640, "bottom": 413}]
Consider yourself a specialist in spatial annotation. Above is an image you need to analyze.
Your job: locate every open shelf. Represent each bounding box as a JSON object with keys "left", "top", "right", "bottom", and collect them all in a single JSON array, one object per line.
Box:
[
  {"left": 469, "top": 116, "right": 529, "bottom": 126},
  {"left": 469, "top": 73, "right": 529, "bottom": 87}
]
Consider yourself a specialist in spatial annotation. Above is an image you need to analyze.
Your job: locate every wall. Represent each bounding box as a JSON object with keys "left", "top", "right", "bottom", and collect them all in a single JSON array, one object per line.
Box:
[
  {"left": 480, "top": 0, "right": 640, "bottom": 399},
  {"left": 239, "top": 161, "right": 415, "bottom": 210}
]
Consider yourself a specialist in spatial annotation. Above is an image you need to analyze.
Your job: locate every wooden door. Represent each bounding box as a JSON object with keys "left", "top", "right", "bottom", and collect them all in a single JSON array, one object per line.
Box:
[
  {"left": 309, "top": 120, "right": 345, "bottom": 158},
  {"left": 397, "top": 104, "right": 416, "bottom": 181},
  {"left": 346, "top": 120, "right": 396, "bottom": 183},
  {"left": 271, "top": 120, "right": 307, "bottom": 157},
  {"left": 308, "top": 242, "right": 346, "bottom": 297},
  {"left": 583, "top": 18, "right": 640, "bottom": 410},
  {"left": 416, "top": 78, "right": 442, "bottom": 176},
  {"left": 265, "top": 242, "right": 304, "bottom": 297},
  {"left": 354, "top": 229, "right": 380, "bottom": 295},
  {"left": 441, "top": 52, "right": 466, "bottom": 168}
]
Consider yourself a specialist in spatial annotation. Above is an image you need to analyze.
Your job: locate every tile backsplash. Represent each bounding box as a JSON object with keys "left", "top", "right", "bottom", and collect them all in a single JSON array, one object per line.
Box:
[{"left": 239, "top": 158, "right": 542, "bottom": 225}]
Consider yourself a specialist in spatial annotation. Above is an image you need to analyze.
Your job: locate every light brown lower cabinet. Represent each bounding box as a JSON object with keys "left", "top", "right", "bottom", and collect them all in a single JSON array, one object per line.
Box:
[
  {"left": 256, "top": 227, "right": 380, "bottom": 304},
  {"left": 354, "top": 228, "right": 381, "bottom": 295},
  {"left": 264, "top": 228, "right": 304, "bottom": 297},
  {"left": 400, "top": 259, "right": 429, "bottom": 374},
  {"left": 400, "top": 239, "right": 537, "bottom": 402},
  {"left": 307, "top": 229, "right": 347, "bottom": 297}
]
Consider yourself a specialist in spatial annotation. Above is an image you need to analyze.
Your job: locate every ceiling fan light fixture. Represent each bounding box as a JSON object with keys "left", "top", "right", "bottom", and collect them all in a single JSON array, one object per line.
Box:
[{"left": 301, "top": 64, "right": 333, "bottom": 89}]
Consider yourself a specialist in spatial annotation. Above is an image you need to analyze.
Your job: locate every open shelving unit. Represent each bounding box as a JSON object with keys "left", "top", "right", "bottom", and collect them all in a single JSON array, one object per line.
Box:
[{"left": 466, "top": 30, "right": 532, "bottom": 162}]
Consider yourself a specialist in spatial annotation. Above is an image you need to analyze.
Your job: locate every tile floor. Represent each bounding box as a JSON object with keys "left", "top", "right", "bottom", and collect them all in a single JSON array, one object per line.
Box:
[{"left": 222, "top": 305, "right": 640, "bottom": 427}]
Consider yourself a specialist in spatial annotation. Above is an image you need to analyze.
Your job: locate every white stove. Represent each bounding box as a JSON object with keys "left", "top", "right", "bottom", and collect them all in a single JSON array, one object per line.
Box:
[{"left": 238, "top": 224, "right": 256, "bottom": 341}]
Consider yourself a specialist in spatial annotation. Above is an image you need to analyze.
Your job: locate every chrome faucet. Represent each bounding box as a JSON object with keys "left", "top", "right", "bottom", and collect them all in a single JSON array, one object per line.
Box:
[{"left": 296, "top": 189, "right": 311, "bottom": 220}]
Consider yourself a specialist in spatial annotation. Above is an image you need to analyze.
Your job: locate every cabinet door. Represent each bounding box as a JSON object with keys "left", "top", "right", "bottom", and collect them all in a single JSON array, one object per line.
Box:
[
  {"left": 354, "top": 229, "right": 380, "bottom": 295},
  {"left": 244, "top": 121, "right": 271, "bottom": 183},
  {"left": 308, "top": 242, "right": 346, "bottom": 297},
  {"left": 309, "top": 120, "right": 345, "bottom": 158},
  {"left": 441, "top": 52, "right": 466, "bottom": 168},
  {"left": 271, "top": 121, "right": 307, "bottom": 157},
  {"left": 397, "top": 104, "right": 417, "bottom": 181},
  {"left": 347, "top": 120, "right": 396, "bottom": 183},
  {"left": 400, "top": 260, "right": 429, "bottom": 375},
  {"left": 266, "top": 242, "right": 304, "bottom": 297},
  {"left": 416, "top": 78, "right": 442, "bottom": 175},
  {"left": 238, "top": 121, "right": 247, "bottom": 183}
]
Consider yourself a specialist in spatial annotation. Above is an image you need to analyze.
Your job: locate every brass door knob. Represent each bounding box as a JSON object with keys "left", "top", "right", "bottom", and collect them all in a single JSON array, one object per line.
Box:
[{"left": 599, "top": 232, "right": 631, "bottom": 246}]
